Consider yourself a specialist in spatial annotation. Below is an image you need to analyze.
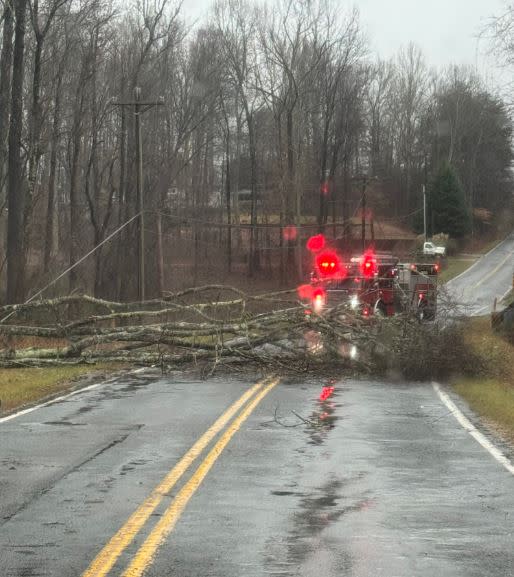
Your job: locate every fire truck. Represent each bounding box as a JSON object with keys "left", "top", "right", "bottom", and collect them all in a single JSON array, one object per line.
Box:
[{"left": 305, "top": 243, "right": 439, "bottom": 320}]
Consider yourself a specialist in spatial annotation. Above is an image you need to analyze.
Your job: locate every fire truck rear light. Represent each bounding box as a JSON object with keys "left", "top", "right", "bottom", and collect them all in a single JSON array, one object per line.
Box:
[{"left": 316, "top": 251, "right": 342, "bottom": 277}]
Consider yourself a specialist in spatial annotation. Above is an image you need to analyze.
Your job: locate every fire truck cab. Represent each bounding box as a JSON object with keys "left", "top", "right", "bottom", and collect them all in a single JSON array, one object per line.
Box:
[{"left": 308, "top": 248, "right": 438, "bottom": 321}]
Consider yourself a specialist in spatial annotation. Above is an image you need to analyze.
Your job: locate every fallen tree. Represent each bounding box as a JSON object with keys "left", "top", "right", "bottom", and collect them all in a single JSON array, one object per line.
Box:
[
  {"left": 0, "top": 285, "right": 479, "bottom": 379},
  {"left": 0, "top": 286, "right": 375, "bottom": 373}
]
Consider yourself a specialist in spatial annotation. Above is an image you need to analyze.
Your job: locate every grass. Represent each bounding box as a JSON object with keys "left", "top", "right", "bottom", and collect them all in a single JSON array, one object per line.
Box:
[
  {"left": 453, "top": 316, "right": 514, "bottom": 440},
  {"left": 453, "top": 380, "right": 514, "bottom": 441},
  {"left": 439, "top": 257, "right": 476, "bottom": 283},
  {"left": 0, "top": 363, "right": 122, "bottom": 415}
]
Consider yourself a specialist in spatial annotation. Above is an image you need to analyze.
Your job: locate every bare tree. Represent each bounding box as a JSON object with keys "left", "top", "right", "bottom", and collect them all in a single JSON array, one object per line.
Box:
[
  {"left": 6, "top": 0, "right": 29, "bottom": 303},
  {"left": 0, "top": 0, "right": 14, "bottom": 213}
]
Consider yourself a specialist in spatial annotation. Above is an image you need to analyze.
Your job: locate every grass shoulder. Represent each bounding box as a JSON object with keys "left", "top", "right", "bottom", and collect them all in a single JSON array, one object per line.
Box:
[
  {"left": 453, "top": 316, "right": 514, "bottom": 441},
  {"left": 0, "top": 363, "right": 124, "bottom": 416},
  {"left": 438, "top": 257, "right": 476, "bottom": 283}
]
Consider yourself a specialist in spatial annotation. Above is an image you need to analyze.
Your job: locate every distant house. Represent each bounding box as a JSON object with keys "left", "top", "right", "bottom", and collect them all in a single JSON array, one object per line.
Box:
[{"left": 338, "top": 217, "right": 417, "bottom": 255}]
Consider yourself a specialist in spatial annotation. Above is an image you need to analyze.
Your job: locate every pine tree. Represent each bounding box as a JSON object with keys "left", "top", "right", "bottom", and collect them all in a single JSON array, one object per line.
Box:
[{"left": 430, "top": 162, "right": 471, "bottom": 238}]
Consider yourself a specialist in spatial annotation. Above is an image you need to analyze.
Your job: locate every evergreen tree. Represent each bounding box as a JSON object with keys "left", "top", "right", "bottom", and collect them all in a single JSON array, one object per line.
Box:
[{"left": 430, "top": 162, "right": 471, "bottom": 238}]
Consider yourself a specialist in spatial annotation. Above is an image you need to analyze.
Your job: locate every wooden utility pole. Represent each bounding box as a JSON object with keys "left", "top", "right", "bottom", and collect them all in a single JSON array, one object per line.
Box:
[
  {"left": 111, "top": 88, "right": 164, "bottom": 302},
  {"left": 423, "top": 184, "right": 427, "bottom": 242},
  {"left": 361, "top": 179, "right": 367, "bottom": 252}
]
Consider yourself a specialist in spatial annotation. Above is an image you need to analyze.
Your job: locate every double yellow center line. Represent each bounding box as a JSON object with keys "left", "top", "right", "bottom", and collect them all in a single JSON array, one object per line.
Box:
[{"left": 82, "top": 376, "right": 279, "bottom": 577}]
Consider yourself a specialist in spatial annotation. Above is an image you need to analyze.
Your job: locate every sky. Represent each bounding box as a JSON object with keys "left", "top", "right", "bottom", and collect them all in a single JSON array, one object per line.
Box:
[{"left": 183, "top": 0, "right": 511, "bottom": 91}]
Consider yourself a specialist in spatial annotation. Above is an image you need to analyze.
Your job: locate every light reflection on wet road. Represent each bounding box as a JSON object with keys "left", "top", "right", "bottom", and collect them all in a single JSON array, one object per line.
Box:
[{"left": 0, "top": 373, "right": 513, "bottom": 577}]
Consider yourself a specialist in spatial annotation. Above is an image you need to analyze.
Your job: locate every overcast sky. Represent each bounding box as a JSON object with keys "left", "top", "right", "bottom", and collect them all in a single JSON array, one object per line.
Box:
[{"left": 183, "top": 0, "right": 511, "bottom": 90}]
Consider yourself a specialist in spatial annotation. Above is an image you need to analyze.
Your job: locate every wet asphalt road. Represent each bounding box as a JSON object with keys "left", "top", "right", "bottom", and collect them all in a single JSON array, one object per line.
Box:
[
  {"left": 1, "top": 372, "right": 513, "bottom": 577},
  {"left": 445, "top": 234, "right": 514, "bottom": 315}
]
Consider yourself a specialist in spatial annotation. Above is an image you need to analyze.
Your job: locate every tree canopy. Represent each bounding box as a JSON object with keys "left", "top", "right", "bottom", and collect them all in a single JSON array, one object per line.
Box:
[{"left": 430, "top": 162, "right": 471, "bottom": 239}]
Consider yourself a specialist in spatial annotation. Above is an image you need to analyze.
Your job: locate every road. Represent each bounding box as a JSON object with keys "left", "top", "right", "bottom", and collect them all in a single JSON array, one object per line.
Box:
[
  {"left": 445, "top": 234, "right": 514, "bottom": 315},
  {"left": 1, "top": 371, "right": 514, "bottom": 577},
  {"left": 2, "top": 235, "right": 514, "bottom": 576}
]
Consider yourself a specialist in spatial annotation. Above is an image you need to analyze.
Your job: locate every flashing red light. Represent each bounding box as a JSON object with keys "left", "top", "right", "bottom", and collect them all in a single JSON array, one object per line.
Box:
[
  {"left": 283, "top": 225, "right": 297, "bottom": 241},
  {"left": 360, "top": 250, "right": 377, "bottom": 278},
  {"left": 363, "top": 307, "right": 370, "bottom": 317},
  {"left": 306, "top": 234, "right": 326, "bottom": 252},
  {"left": 316, "top": 251, "right": 342, "bottom": 277},
  {"left": 410, "top": 263, "right": 417, "bottom": 271},
  {"left": 320, "top": 181, "right": 329, "bottom": 196},
  {"left": 434, "top": 263, "right": 440, "bottom": 273}
]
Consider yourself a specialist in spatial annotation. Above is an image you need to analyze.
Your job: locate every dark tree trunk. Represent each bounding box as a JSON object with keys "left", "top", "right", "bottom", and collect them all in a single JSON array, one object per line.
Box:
[
  {"left": 44, "top": 61, "right": 64, "bottom": 270},
  {"left": 6, "top": 0, "right": 28, "bottom": 304},
  {"left": 0, "top": 1, "right": 14, "bottom": 205},
  {"left": 225, "top": 136, "right": 232, "bottom": 273},
  {"left": 247, "top": 112, "right": 259, "bottom": 276},
  {"left": 69, "top": 123, "right": 81, "bottom": 292}
]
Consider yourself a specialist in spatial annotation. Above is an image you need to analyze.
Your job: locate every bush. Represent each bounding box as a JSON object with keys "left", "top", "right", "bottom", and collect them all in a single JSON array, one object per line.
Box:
[{"left": 371, "top": 318, "right": 484, "bottom": 381}]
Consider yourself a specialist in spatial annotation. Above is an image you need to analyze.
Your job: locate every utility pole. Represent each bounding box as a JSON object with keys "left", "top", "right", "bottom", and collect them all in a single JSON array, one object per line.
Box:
[
  {"left": 361, "top": 179, "right": 367, "bottom": 252},
  {"left": 111, "top": 87, "right": 164, "bottom": 302},
  {"left": 423, "top": 184, "right": 427, "bottom": 242}
]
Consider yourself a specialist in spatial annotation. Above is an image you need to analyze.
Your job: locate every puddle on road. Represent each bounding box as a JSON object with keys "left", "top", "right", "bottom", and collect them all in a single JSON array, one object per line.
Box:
[
  {"left": 271, "top": 490, "right": 307, "bottom": 497},
  {"left": 265, "top": 475, "right": 374, "bottom": 575},
  {"left": 120, "top": 458, "right": 150, "bottom": 476},
  {"left": 43, "top": 421, "right": 86, "bottom": 427}
]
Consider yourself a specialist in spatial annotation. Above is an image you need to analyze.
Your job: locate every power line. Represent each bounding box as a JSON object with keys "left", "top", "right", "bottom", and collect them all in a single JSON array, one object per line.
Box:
[
  {"left": 0, "top": 213, "right": 141, "bottom": 324},
  {"left": 151, "top": 209, "right": 357, "bottom": 231}
]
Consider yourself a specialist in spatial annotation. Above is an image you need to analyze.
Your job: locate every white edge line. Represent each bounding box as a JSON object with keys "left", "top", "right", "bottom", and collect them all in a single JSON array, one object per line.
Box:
[
  {"left": 445, "top": 236, "right": 511, "bottom": 286},
  {"left": 0, "top": 381, "right": 107, "bottom": 424},
  {"left": 500, "top": 286, "right": 512, "bottom": 302},
  {"left": 0, "top": 366, "right": 155, "bottom": 425},
  {"left": 433, "top": 382, "right": 514, "bottom": 476}
]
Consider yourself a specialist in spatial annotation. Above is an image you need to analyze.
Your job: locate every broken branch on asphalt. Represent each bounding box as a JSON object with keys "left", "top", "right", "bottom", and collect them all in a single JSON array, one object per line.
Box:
[{"left": 0, "top": 286, "right": 461, "bottom": 377}]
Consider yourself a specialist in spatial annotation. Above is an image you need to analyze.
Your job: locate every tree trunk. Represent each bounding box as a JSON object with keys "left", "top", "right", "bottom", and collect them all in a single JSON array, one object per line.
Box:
[
  {"left": 286, "top": 108, "right": 296, "bottom": 281},
  {"left": 156, "top": 211, "right": 164, "bottom": 296},
  {"left": 0, "top": 1, "right": 14, "bottom": 208},
  {"left": 247, "top": 111, "right": 259, "bottom": 276},
  {"left": 6, "top": 0, "right": 28, "bottom": 304},
  {"left": 44, "top": 60, "right": 64, "bottom": 270},
  {"left": 69, "top": 90, "right": 84, "bottom": 293},
  {"left": 225, "top": 140, "right": 232, "bottom": 273}
]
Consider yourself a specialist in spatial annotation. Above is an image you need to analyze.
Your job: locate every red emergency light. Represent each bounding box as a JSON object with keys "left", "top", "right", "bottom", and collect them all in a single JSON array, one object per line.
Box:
[
  {"left": 316, "top": 251, "right": 341, "bottom": 277},
  {"left": 360, "top": 250, "right": 377, "bottom": 278},
  {"left": 306, "top": 234, "right": 326, "bottom": 252}
]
